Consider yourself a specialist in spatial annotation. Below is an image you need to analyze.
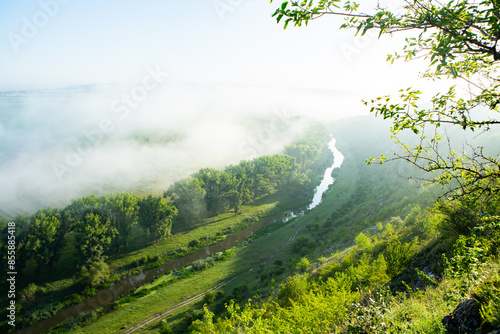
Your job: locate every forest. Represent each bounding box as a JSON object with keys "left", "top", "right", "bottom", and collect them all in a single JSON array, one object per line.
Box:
[{"left": 0, "top": 124, "right": 334, "bottom": 333}]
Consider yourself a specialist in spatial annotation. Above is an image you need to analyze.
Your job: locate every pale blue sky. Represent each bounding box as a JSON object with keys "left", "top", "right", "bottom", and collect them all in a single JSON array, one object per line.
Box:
[
  {"left": 0, "top": 0, "right": 447, "bottom": 216},
  {"left": 0, "top": 0, "right": 428, "bottom": 93}
]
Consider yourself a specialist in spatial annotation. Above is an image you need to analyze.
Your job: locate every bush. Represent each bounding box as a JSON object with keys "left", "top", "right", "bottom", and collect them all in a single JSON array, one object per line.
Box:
[
  {"left": 277, "top": 275, "right": 308, "bottom": 308},
  {"left": 159, "top": 319, "right": 173, "bottom": 334},
  {"left": 231, "top": 285, "right": 249, "bottom": 300},
  {"left": 149, "top": 255, "right": 160, "bottom": 263},
  {"left": 62, "top": 293, "right": 85, "bottom": 307},
  {"left": 355, "top": 232, "right": 373, "bottom": 252},
  {"left": 292, "top": 237, "right": 317, "bottom": 256},
  {"left": 385, "top": 238, "right": 418, "bottom": 279},
  {"left": 443, "top": 235, "right": 488, "bottom": 278},
  {"left": 436, "top": 201, "right": 480, "bottom": 237},
  {"left": 63, "top": 310, "right": 98, "bottom": 330},
  {"left": 141, "top": 255, "right": 150, "bottom": 265},
  {"left": 203, "top": 291, "right": 216, "bottom": 305},
  {"left": 19, "top": 283, "right": 43, "bottom": 309},
  {"left": 475, "top": 215, "right": 500, "bottom": 255},
  {"left": 192, "top": 257, "right": 214, "bottom": 272},
  {"left": 347, "top": 290, "right": 391, "bottom": 333},
  {"left": 295, "top": 257, "right": 310, "bottom": 273},
  {"left": 274, "top": 259, "right": 284, "bottom": 266},
  {"left": 476, "top": 278, "right": 500, "bottom": 330},
  {"left": 189, "top": 239, "right": 200, "bottom": 248},
  {"left": 184, "top": 308, "right": 204, "bottom": 325},
  {"left": 80, "top": 261, "right": 110, "bottom": 288}
]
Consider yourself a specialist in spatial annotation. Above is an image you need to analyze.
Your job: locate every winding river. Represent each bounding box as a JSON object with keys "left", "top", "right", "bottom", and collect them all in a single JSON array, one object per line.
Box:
[
  {"left": 308, "top": 138, "right": 345, "bottom": 210},
  {"left": 16, "top": 137, "right": 344, "bottom": 334}
]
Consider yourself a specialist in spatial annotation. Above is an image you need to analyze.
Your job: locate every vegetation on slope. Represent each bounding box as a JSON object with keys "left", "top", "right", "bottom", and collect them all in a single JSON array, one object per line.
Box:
[
  {"left": 0, "top": 123, "right": 332, "bottom": 333},
  {"left": 182, "top": 117, "right": 500, "bottom": 334}
]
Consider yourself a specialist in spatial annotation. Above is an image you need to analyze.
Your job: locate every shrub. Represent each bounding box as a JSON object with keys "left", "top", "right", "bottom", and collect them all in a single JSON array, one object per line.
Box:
[
  {"left": 189, "top": 239, "right": 200, "bottom": 248},
  {"left": 149, "top": 255, "right": 160, "bottom": 263},
  {"left": 385, "top": 238, "right": 418, "bottom": 279},
  {"left": 184, "top": 308, "right": 204, "bottom": 325},
  {"left": 79, "top": 261, "right": 110, "bottom": 288},
  {"left": 443, "top": 235, "right": 489, "bottom": 279},
  {"left": 63, "top": 310, "right": 98, "bottom": 330},
  {"left": 436, "top": 201, "right": 480, "bottom": 237},
  {"left": 476, "top": 278, "right": 500, "bottom": 330},
  {"left": 355, "top": 232, "right": 373, "bottom": 252},
  {"left": 192, "top": 257, "right": 214, "bottom": 272},
  {"left": 277, "top": 275, "right": 308, "bottom": 308},
  {"left": 347, "top": 290, "right": 391, "bottom": 334},
  {"left": 231, "top": 285, "right": 249, "bottom": 300},
  {"left": 140, "top": 255, "right": 150, "bottom": 265},
  {"left": 19, "top": 283, "right": 42, "bottom": 309},
  {"left": 292, "top": 237, "right": 317, "bottom": 256},
  {"left": 474, "top": 215, "right": 500, "bottom": 255},
  {"left": 274, "top": 259, "right": 284, "bottom": 266},
  {"left": 62, "top": 293, "right": 85, "bottom": 307},
  {"left": 159, "top": 319, "right": 173, "bottom": 334},
  {"left": 203, "top": 291, "right": 216, "bottom": 305},
  {"left": 295, "top": 257, "right": 310, "bottom": 273}
]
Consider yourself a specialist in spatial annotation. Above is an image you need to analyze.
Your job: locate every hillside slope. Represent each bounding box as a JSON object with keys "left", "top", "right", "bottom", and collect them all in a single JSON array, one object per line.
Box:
[{"left": 185, "top": 116, "right": 500, "bottom": 334}]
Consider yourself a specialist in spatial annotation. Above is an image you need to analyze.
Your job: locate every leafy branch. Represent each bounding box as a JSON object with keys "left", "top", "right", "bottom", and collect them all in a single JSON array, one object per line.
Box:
[{"left": 273, "top": 0, "right": 500, "bottom": 201}]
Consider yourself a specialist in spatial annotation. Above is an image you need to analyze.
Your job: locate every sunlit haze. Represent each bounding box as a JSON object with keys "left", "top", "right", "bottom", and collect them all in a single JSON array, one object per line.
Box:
[{"left": 0, "top": 0, "right": 435, "bottom": 216}]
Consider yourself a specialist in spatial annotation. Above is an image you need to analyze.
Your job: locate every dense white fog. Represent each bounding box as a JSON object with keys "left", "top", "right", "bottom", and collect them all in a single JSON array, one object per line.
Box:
[{"left": 0, "top": 83, "right": 361, "bottom": 217}]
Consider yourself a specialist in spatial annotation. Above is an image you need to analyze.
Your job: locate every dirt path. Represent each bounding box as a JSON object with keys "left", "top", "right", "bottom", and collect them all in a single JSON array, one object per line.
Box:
[{"left": 123, "top": 223, "right": 305, "bottom": 333}]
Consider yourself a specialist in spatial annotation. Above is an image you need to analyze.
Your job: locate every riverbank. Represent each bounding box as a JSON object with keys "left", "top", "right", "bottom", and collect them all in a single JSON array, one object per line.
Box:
[
  {"left": 65, "top": 138, "right": 344, "bottom": 333},
  {"left": 26, "top": 137, "right": 336, "bottom": 332},
  {"left": 12, "top": 191, "right": 300, "bottom": 334},
  {"left": 5, "top": 131, "right": 337, "bottom": 333}
]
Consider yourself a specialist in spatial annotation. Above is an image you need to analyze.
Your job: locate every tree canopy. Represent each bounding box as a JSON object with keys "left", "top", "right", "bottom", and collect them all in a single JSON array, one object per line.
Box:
[
  {"left": 138, "top": 195, "right": 178, "bottom": 242},
  {"left": 272, "top": 0, "right": 500, "bottom": 204}
]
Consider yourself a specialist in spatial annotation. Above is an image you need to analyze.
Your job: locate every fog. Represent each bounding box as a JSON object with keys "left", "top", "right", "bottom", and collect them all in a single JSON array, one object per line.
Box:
[{"left": 0, "top": 83, "right": 363, "bottom": 218}]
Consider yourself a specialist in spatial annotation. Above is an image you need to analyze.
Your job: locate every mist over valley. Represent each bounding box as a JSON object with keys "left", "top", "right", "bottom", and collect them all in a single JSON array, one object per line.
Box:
[{"left": 0, "top": 83, "right": 355, "bottom": 218}]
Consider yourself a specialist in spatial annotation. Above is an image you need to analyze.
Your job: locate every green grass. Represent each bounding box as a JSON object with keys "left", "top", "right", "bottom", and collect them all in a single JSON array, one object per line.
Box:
[
  {"left": 70, "top": 238, "right": 268, "bottom": 333},
  {"left": 9, "top": 158, "right": 327, "bottom": 331},
  {"left": 18, "top": 118, "right": 461, "bottom": 333},
  {"left": 9, "top": 192, "right": 285, "bottom": 303},
  {"left": 110, "top": 118, "right": 499, "bottom": 334},
  {"left": 66, "top": 190, "right": 334, "bottom": 333},
  {"left": 66, "top": 144, "right": 360, "bottom": 333},
  {"left": 3, "top": 135, "right": 334, "bottom": 333}
]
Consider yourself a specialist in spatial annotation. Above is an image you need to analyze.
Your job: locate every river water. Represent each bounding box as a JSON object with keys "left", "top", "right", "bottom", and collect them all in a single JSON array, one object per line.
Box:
[
  {"left": 16, "top": 138, "right": 344, "bottom": 334},
  {"left": 308, "top": 138, "right": 345, "bottom": 210}
]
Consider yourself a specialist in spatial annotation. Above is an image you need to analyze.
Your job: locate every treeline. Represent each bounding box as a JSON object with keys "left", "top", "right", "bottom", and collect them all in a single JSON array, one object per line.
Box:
[
  {"left": 166, "top": 126, "right": 331, "bottom": 224},
  {"left": 0, "top": 125, "right": 331, "bottom": 284},
  {"left": 0, "top": 124, "right": 333, "bottom": 332},
  {"left": 1, "top": 193, "right": 177, "bottom": 277}
]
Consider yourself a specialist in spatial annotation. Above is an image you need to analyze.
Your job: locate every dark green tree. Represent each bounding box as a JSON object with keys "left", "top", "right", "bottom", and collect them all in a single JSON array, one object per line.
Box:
[
  {"left": 225, "top": 189, "right": 242, "bottom": 216},
  {"left": 104, "top": 193, "right": 139, "bottom": 251},
  {"left": 65, "top": 194, "right": 101, "bottom": 220},
  {"left": 0, "top": 215, "right": 30, "bottom": 277},
  {"left": 24, "top": 209, "right": 61, "bottom": 271},
  {"left": 138, "top": 195, "right": 178, "bottom": 242},
  {"left": 194, "top": 168, "right": 231, "bottom": 215},
  {"left": 74, "top": 213, "right": 117, "bottom": 267}
]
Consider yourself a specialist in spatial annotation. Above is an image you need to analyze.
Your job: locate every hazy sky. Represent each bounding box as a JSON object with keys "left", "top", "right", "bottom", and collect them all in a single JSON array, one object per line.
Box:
[
  {"left": 0, "top": 0, "right": 442, "bottom": 216},
  {"left": 0, "top": 0, "right": 429, "bottom": 94}
]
